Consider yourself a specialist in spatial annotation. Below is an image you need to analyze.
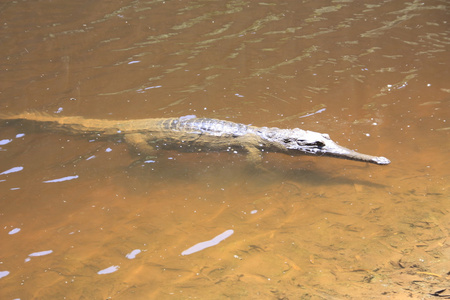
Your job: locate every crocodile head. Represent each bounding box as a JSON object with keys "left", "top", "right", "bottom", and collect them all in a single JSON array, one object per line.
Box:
[{"left": 277, "top": 129, "right": 390, "bottom": 165}]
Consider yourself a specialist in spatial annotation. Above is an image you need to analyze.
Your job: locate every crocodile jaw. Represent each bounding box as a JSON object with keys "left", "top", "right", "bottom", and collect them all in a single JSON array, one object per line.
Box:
[
  {"left": 282, "top": 130, "right": 391, "bottom": 165},
  {"left": 297, "top": 141, "right": 391, "bottom": 165}
]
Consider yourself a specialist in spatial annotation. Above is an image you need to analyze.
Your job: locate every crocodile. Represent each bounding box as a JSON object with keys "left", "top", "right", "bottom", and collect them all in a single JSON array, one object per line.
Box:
[{"left": 0, "top": 112, "right": 390, "bottom": 165}]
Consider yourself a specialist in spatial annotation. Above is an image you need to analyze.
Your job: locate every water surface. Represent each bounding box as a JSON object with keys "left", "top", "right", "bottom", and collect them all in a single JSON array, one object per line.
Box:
[{"left": 1, "top": 0, "right": 449, "bottom": 298}]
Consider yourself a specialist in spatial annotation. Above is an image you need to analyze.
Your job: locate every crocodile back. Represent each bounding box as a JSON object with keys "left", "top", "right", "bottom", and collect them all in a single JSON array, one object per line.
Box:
[{"left": 159, "top": 117, "right": 251, "bottom": 137}]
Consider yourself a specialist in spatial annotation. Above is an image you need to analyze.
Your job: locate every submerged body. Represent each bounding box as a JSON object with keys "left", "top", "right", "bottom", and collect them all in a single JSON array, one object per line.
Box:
[{"left": 0, "top": 112, "right": 390, "bottom": 165}]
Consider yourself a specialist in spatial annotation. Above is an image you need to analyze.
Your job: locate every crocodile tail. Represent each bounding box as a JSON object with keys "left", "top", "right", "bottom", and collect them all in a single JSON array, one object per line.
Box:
[
  {"left": 1, "top": 111, "right": 53, "bottom": 121},
  {"left": 0, "top": 111, "right": 86, "bottom": 126},
  {"left": 0, "top": 111, "right": 114, "bottom": 136}
]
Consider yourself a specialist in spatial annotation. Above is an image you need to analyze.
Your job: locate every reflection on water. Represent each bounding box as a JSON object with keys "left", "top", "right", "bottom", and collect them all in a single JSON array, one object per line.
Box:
[{"left": 1, "top": 0, "right": 449, "bottom": 298}]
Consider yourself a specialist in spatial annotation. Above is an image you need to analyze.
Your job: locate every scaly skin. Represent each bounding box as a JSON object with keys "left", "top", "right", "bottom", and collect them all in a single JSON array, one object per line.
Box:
[{"left": 0, "top": 112, "right": 390, "bottom": 165}]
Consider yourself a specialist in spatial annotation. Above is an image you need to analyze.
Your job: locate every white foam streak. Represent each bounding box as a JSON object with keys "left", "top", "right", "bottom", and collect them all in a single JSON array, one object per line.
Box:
[
  {"left": 43, "top": 175, "right": 78, "bottom": 183},
  {"left": 0, "top": 166, "right": 23, "bottom": 175},
  {"left": 181, "top": 229, "right": 234, "bottom": 256},
  {"left": 97, "top": 265, "right": 120, "bottom": 275}
]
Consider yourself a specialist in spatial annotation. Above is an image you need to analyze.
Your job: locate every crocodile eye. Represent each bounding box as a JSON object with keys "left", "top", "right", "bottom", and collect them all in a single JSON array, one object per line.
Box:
[
  {"left": 315, "top": 141, "right": 325, "bottom": 148},
  {"left": 303, "top": 141, "right": 325, "bottom": 148}
]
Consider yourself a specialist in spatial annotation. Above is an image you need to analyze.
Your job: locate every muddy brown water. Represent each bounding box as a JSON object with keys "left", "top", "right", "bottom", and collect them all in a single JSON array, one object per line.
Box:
[{"left": 1, "top": 1, "right": 449, "bottom": 299}]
